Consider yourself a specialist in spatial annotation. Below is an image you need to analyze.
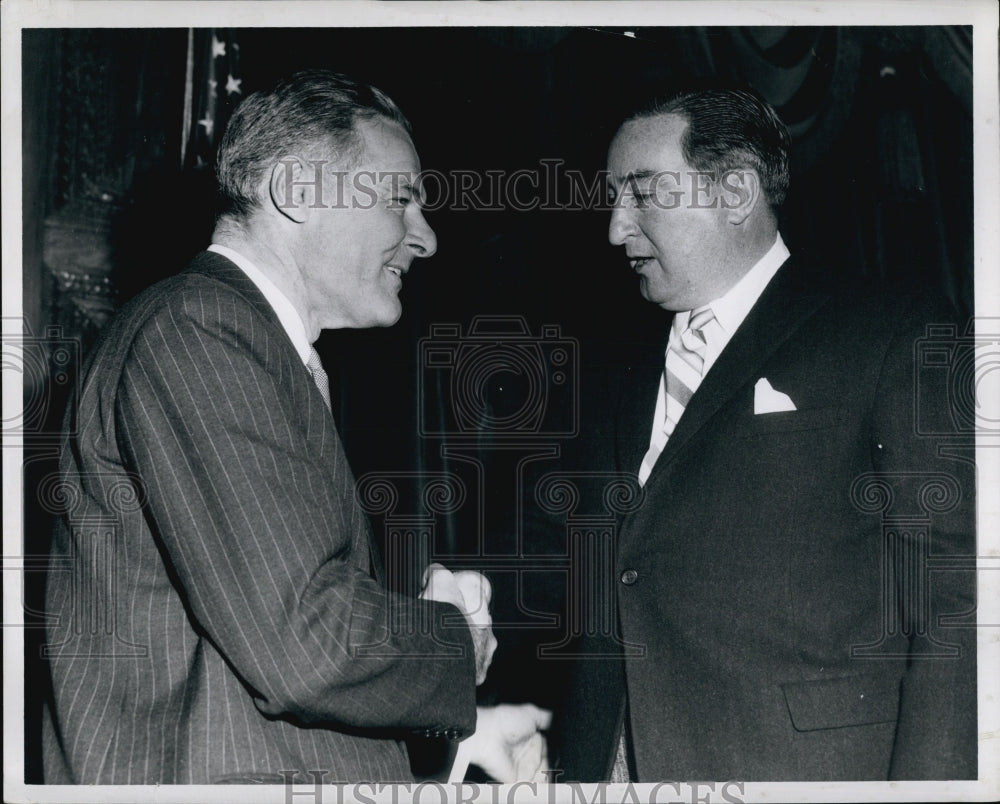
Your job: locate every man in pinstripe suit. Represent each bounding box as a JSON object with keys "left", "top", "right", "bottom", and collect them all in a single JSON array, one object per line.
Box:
[{"left": 42, "top": 70, "right": 509, "bottom": 784}]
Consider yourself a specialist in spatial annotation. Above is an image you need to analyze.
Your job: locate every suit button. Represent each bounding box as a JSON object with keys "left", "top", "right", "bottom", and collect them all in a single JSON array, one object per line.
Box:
[{"left": 620, "top": 569, "right": 638, "bottom": 585}]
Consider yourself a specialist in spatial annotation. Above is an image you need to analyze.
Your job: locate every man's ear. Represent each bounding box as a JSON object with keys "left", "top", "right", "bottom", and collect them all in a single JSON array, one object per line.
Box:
[
  {"left": 268, "top": 156, "right": 317, "bottom": 223},
  {"left": 718, "top": 168, "right": 762, "bottom": 225}
]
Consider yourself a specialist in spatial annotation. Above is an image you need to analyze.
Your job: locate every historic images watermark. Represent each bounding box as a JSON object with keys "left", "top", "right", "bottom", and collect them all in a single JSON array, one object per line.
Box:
[
  {"left": 914, "top": 318, "right": 1000, "bottom": 438},
  {"left": 279, "top": 776, "right": 747, "bottom": 804},
  {"left": 274, "top": 159, "right": 751, "bottom": 214},
  {"left": 418, "top": 317, "right": 578, "bottom": 439},
  {"left": 2, "top": 320, "right": 81, "bottom": 440}
]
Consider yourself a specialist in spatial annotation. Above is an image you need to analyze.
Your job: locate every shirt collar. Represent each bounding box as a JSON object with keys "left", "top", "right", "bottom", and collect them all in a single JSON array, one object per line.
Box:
[
  {"left": 207, "top": 243, "right": 312, "bottom": 365},
  {"left": 703, "top": 232, "right": 790, "bottom": 336}
]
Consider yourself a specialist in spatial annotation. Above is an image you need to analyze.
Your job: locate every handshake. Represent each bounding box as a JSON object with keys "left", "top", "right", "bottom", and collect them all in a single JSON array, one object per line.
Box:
[
  {"left": 418, "top": 564, "right": 551, "bottom": 783},
  {"left": 419, "top": 563, "right": 497, "bottom": 684}
]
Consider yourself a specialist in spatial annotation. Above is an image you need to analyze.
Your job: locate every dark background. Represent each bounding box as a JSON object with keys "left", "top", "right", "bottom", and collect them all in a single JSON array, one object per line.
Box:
[{"left": 20, "top": 26, "right": 973, "bottom": 781}]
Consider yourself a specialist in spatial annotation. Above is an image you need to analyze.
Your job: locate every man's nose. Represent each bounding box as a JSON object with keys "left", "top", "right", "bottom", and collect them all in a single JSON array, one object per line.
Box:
[
  {"left": 405, "top": 209, "right": 437, "bottom": 258},
  {"left": 608, "top": 205, "right": 635, "bottom": 246}
]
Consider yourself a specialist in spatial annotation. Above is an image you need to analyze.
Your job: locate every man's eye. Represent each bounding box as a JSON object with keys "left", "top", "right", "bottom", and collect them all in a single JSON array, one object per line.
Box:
[{"left": 389, "top": 195, "right": 411, "bottom": 207}]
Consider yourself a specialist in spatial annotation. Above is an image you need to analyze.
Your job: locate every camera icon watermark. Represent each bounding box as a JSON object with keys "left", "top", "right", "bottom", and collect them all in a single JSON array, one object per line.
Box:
[
  {"left": 418, "top": 316, "right": 578, "bottom": 439},
  {"left": 915, "top": 318, "right": 1000, "bottom": 437},
  {"left": 2, "top": 321, "right": 81, "bottom": 440}
]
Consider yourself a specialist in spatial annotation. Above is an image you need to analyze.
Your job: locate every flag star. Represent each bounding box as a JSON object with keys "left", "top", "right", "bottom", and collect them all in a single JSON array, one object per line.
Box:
[
  {"left": 198, "top": 116, "right": 214, "bottom": 137},
  {"left": 225, "top": 74, "right": 242, "bottom": 96},
  {"left": 211, "top": 36, "right": 226, "bottom": 58},
  {"left": 208, "top": 78, "right": 218, "bottom": 95}
]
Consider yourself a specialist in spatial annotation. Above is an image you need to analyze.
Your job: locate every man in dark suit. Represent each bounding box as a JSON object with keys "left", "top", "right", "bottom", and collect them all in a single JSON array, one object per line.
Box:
[
  {"left": 42, "top": 70, "right": 508, "bottom": 784},
  {"left": 552, "top": 88, "right": 977, "bottom": 781}
]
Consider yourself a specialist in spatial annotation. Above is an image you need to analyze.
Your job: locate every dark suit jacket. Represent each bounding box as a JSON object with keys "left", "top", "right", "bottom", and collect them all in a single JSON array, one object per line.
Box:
[
  {"left": 42, "top": 252, "right": 477, "bottom": 784},
  {"left": 553, "top": 255, "right": 977, "bottom": 781}
]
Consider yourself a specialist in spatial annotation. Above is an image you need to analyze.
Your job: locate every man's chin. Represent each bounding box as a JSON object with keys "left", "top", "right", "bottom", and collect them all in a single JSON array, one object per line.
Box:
[
  {"left": 349, "top": 300, "right": 403, "bottom": 330},
  {"left": 638, "top": 280, "right": 680, "bottom": 311},
  {"left": 374, "top": 299, "right": 403, "bottom": 328},
  {"left": 638, "top": 280, "right": 663, "bottom": 306}
]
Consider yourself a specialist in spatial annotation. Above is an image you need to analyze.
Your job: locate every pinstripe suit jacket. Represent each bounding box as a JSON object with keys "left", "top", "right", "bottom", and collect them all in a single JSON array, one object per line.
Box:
[{"left": 42, "top": 251, "right": 476, "bottom": 784}]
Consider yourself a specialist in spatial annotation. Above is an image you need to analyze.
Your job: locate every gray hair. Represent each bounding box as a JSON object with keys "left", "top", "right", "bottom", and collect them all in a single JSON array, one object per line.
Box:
[{"left": 215, "top": 69, "right": 411, "bottom": 219}]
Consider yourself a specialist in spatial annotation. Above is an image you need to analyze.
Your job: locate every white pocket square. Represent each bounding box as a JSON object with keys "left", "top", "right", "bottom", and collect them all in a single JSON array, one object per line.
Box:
[{"left": 754, "top": 378, "right": 797, "bottom": 414}]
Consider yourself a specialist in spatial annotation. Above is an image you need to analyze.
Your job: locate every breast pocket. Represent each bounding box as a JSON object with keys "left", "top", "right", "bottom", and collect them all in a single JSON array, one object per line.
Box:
[
  {"left": 781, "top": 672, "right": 901, "bottom": 732},
  {"left": 741, "top": 405, "right": 848, "bottom": 437}
]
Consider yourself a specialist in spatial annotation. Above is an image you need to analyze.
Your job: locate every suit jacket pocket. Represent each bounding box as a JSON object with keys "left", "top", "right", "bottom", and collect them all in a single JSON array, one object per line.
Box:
[
  {"left": 742, "top": 405, "right": 847, "bottom": 437},
  {"left": 782, "top": 673, "right": 901, "bottom": 731}
]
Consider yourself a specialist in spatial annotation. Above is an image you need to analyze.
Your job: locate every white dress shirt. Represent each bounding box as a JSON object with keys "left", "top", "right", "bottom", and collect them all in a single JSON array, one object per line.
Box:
[{"left": 208, "top": 243, "right": 312, "bottom": 365}]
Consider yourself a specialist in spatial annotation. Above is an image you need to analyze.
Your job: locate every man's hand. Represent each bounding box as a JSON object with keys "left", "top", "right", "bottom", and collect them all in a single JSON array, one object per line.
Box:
[
  {"left": 419, "top": 564, "right": 497, "bottom": 685},
  {"left": 449, "top": 704, "right": 553, "bottom": 783}
]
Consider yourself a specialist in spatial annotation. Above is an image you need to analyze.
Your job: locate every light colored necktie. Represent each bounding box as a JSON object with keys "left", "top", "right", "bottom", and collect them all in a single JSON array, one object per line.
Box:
[
  {"left": 306, "top": 347, "right": 332, "bottom": 412},
  {"left": 637, "top": 306, "right": 715, "bottom": 486}
]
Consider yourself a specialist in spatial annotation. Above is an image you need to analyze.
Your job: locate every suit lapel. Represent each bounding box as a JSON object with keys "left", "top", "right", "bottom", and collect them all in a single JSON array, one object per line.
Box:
[
  {"left": 187, "top": 250, "right": 383, "bottom": 581},
  {"left": 646, "top": 257, "right": 830, "bottom": 479}
]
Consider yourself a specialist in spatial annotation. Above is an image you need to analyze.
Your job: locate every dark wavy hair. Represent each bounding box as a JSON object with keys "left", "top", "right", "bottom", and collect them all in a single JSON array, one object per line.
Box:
[
  {"left": 628, "top": 86, "right": 791, "bottom": 209},
  {"left": 216, "top": 69, "right": 411, "bottom": 219}
]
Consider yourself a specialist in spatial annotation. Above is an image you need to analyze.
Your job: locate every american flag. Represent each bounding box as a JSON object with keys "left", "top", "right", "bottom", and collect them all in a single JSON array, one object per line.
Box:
[{"left": 181, "top": 28, "right": 243, "bottom": 169}]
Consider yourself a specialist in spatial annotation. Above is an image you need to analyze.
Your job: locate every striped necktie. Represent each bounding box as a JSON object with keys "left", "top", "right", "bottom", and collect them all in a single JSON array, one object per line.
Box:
[
  {"left": 637, "top": 306, "right": 715, "bottom": 486},
  {"left": 306, "top": 347, "right": 332, "bottom": 412}
]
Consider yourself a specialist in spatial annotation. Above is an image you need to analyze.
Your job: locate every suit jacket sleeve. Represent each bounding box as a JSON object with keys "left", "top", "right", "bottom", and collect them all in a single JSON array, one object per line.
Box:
[
  {"left": 871, "top": 295, "right": 977, "bottom": 779},
  {"left": 114, "top": 282, "right": 477, "bottom": 735}
]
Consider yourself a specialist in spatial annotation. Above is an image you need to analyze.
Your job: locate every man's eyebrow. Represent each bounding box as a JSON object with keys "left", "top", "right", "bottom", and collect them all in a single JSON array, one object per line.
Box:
[
  {"left": 388, "top": 174, "right": 422, "bottom": 199},
  {"left": 611, "top": 169, "right": 659, "bottom": 185}
]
